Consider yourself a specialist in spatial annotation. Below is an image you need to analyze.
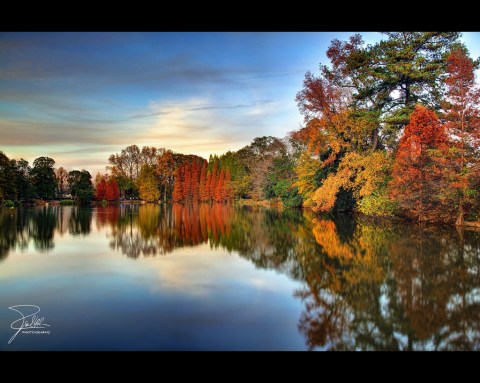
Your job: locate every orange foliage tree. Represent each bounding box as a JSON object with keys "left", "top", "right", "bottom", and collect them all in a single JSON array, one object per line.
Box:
[
  {"left": 171, "top": 158, "right": 210, "bottom": 203},
  {"left": 156, "top": 149, "right": 175, "bottom": 203},
  {"left": 199, "top": 162, "right": 209, "bottom": 201},
  {"left": 214, "top": 169, "right": 225, "bottom": 202},
  {"left": 208, "top": 162, "right": 218, "bottom": 203},
  {"left": 172, "top": 165, "right": 184, "bottom": 203},
  {"left": 443, "top": 46, "right": 480, "bottom": 225},
  {"left": 183, "top": 163, "right": 191, "bottom": 202},
  {"left": 191, "top": 162, "right": 200, "bottom": 202},
  {"left": 389, "top": 105, "right": 449, "bottom": 222}
]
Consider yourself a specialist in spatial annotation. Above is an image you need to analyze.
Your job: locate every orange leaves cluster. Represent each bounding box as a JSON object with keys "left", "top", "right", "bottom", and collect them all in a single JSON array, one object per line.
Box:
[
  {"left": 173, "top": 159, "right": 233, "bottom": 203},
  {"left": 389, "top": 105, "right": 449, "bottom": 222}
]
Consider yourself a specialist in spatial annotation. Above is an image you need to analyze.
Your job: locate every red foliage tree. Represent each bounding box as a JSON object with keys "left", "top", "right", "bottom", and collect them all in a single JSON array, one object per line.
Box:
[
  {"left": 105, "top": 179, "right": 120, "bottom": 201},
  {"left": 389, "top": 105, "right": 449, "bottom": 222},
  {"left": 191, "top": 162, "right": 200, "bottom": 202},
  {"left": 209, "top": 162, "right": 218, "bottom": 202},
  {"left": 172, "top": 165, "right": 184, "bottom": 203},
  {"left": 96, "top": 177, "right": 107, "bottom": 201},
  {"left": 199, "top": 162, "right": 208, "bottom": 201},
  {"left": 183, "top": 163, "right": 191, "bottom": 202},
  {"left": 206, "top": 172, "right": 212, "bottom": 202},
  {"left": 215, "top": 169, "right": 226, "bottom": 202},
  {"left": 443, "top": 47, "right": 480, "bottom": 225}
]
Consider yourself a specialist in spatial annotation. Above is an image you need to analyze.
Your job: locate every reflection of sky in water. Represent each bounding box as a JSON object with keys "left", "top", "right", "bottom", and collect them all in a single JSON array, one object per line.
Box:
[{"left": 0, "top": 220, "right": 304, "bottom": 350}]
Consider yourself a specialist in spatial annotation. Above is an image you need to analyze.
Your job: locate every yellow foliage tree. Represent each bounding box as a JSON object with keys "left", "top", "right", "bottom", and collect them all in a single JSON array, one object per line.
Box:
[
  {"left": 137, "top": 164, "right": 160, "bottom": 203},
  {"left": 312, "top": 152, "right": 393, "bottom": 213},
  {"left": 294, "top": 152, "right": 321, "bottom": 206}
]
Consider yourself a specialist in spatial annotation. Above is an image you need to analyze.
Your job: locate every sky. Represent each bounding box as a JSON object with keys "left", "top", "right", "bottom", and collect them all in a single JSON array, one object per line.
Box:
[{"left": 1, "top": 32, "right": 480, "bottom": 176}]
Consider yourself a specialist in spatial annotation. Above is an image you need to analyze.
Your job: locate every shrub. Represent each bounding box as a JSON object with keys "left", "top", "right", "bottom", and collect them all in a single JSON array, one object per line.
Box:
[{"left": 357, "top": 191, "right": 397, "bottom": 217}]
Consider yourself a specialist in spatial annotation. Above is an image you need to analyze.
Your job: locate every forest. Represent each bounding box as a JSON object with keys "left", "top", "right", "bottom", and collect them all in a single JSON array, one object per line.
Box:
[{"left": 1, "top": 32, "right": 479, "bottom": 225}]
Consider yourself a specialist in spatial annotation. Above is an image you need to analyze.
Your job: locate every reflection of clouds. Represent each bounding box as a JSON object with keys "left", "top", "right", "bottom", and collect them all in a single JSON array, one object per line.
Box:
[
  {"left": 145, "top": 244, "right": 234, "bottom": 296},
  {"left": 142, "top": 243, "right": 297, "bottom": 298}
]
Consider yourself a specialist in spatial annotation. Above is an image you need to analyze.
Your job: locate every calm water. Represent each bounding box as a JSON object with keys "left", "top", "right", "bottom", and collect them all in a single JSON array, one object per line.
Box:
[{"left": 0, "top": 204, "right": 479, "bottom": 351}]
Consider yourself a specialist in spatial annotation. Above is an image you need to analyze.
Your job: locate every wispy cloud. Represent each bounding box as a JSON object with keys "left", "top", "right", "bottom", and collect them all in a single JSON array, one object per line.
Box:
[{"left": 128, "top": 99, "right": 272, "bottom": 120}]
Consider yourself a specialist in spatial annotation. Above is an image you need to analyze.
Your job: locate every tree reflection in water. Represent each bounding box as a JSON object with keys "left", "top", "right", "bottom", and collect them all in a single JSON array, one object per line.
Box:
[{"left": 1, "top": 204, "right": 479, "bottom": 350}]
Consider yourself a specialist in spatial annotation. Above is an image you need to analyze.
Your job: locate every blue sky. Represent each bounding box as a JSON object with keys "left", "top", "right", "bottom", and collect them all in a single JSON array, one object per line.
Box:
[{"left": 1, "top": 32, "right": 479, "bottom": 176}]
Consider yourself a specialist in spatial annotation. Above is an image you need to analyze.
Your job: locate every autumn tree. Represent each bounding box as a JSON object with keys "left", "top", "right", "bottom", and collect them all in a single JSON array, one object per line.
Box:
[
  {"left": 108, "top": 145, "right": 163, "bottom": 198},
  {"left": 156, "top": 149, "right": 175, "bottom": 203},
  {"left": 443, "top": 46, "right": 480, "bottom": 225},
  {"left": 105, "top": 178, "right": 120, "bottom": 201},
  {"left": 137, "top": 164, "right": 160, "bottom": 203},
  {"left": 389, "top": 105, "right": 449, "bottom": 222},
  {"left": 216, "top": 150, "right": 250, "bottom": 198},
  {"left": 172, "top": 165, "right": 184, "bottom": 203},
  {"left": 311, "top": 151, "right": 393, "bottom": 214},
  {"left": 199, "top": 162, "right": 209, "bottom": 201},
  {"left": 183, "top": 163, "right": 192, "bottom": 202},
  {"left": 215, "top": 169, "right": 225, "bottom": 202},
  {"left": 141, "top": 146, "right": 160, "bottom": 167},
  {"left": 191, "top": 162, "right": 200, "bottom": 202},
  {"left": 55, "top": 166, "right": 68, "bottom": 198},
  {"left": 208, "top": 161, "right": 218, "bottom": 202},
  {"left": 95, "top": 174, "right": 107, "bottom": 201},
  {"left": 296, "top": 72, "right": 363, "bottom": 159},
  {"left": 294, "top": 152, "right": 321, "bottom": 206}
]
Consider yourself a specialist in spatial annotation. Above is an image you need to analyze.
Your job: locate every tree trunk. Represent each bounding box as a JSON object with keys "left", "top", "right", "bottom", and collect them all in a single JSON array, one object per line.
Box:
[
  {"left": 405, "top": 82, "right": 410, "bottom": 105},
  {"left": 371, "top": 128, "right": 379, "bottom": 151},
  {"left": 456, "top": 201, "right": 465, "bottom": 226},
  {"left": 164, "top": 184, "right": 167, "bottom": 204}
]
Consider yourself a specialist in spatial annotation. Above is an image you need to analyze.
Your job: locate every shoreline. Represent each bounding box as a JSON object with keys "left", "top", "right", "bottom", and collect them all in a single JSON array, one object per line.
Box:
[{"left": 3, "top": 199, "right": 480, "bottom": 229}]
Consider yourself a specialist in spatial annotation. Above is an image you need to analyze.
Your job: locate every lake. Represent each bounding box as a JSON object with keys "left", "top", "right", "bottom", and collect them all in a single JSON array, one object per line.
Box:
[{"left": 1, "top": 204, "right": 479, "bottom": 350}]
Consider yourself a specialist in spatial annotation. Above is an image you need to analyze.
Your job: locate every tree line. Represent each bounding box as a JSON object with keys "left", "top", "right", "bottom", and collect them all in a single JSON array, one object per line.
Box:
[
  {"left": 1, "top": 32, "right": 479, "bottom": 224},
  {"left": 0, "top": 154, "right": 97, "bottom": 204}
]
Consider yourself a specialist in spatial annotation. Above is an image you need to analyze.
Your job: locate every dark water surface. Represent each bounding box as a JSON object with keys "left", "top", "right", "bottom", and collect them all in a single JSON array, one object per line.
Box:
[{"left": 1, "top": 204, "right": 479, "bottom": 350}]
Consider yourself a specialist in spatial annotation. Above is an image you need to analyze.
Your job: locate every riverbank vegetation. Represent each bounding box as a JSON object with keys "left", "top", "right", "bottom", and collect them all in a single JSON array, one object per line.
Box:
[{"left": 1, "top": 32, "right": 479, "bottom": 225}]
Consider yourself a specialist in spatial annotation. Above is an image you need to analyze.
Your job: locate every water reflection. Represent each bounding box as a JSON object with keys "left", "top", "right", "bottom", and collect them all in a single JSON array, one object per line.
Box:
[
  {"left": 1, "top": 204, "right": 479, "bottom": 350},
  {"left": 0, "top": 206, "right": 92, "bottom": 259},
  {"left": 297, "top": 219, "right": 480, "bottom": 350}
]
